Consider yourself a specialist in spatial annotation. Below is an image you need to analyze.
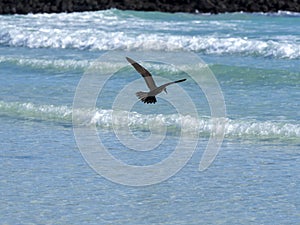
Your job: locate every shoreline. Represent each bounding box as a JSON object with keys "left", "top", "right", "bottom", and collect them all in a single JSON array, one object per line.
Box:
[{"left": 0, "top": 0, "right": 300, "bottom": 15}]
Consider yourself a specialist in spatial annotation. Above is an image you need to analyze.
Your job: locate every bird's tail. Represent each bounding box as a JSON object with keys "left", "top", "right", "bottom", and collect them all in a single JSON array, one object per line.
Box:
[
  {"left": 136, "top": 91, "right": 148, "bottom": 100},
  {"left": 136, "top": 92, "right": 157, "bottom": 104},
  {"left": 174, "top": 79, "right": 187, "bottom": 83}
]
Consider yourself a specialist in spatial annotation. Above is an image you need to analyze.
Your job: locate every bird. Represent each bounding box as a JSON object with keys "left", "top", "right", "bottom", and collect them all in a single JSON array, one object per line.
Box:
[{"left": 126, "top": 57, "right": 186, "bottom": 104}]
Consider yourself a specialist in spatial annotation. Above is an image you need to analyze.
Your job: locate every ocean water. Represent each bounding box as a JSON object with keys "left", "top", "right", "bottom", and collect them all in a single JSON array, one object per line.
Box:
[{"left": 1, "top": 9, "right": 300, "bottom": 224}]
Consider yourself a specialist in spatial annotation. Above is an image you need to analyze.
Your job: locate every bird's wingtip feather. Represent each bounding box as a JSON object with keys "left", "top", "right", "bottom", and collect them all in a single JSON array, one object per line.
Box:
[
  {"left": 174, "top": 78, "right": 187, "bottom": 83},
  {"left": 126, "top": 57, "right": 134, "bottom": 64}
]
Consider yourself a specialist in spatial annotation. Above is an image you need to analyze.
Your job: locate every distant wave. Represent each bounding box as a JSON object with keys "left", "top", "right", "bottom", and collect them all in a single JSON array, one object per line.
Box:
[
  {"left": 1, "top": 57, "right": 298, "bottom": 87},
  {"left": 1, "top": 29, "right": 299, "bottom": 59},
  {"left": 0, "top": 56, "right": 192, "bottom": 75},
  {"left": 0, "top": 56, "right": 89, "bottom": 71},
  {"left": 257, "top": 10, "right": 300, "bottom": 17},
  {"left": 1, "top": 9, "right": 300, "bottom": 59},
  {"left": 1, "top": 101, "right": 299, "bottom": 141}
]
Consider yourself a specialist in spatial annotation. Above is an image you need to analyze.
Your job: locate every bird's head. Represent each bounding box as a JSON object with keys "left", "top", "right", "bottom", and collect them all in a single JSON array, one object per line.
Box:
[{"left": 164, "top": 88, "right": 167, "bottom": 94}]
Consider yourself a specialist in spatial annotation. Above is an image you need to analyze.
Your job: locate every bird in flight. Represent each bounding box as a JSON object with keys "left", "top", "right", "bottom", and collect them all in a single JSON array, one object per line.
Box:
[{"left": 126, "top": 57, "right": 186, "bottom": 104}]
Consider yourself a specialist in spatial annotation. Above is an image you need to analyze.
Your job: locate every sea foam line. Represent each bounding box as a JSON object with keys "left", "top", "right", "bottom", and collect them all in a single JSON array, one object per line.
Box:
[
  {"left": 1, "top": 101, "right": 299, "bottom": 140},
  {"left": 1, "top": 29, "right": 300, "bottom": 59}
]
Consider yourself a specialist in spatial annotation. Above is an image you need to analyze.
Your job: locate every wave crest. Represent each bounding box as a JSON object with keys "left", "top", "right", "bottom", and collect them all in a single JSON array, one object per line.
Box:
[
  {"left": 1, "top": 101, "right": 299, "bottom": 141},
  {"left": 1, "top": 28, "right": 299, "bottom": 59}
]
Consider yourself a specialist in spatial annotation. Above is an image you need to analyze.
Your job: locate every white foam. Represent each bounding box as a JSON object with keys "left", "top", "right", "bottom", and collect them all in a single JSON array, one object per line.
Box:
[
  {"left": 1, "top": 101, "right": 299, "bottom": 140},
  {"left": 262, "top": 11, "right": 300, "bottom": 17},
  {"left": 224, "top": 119, "right": 300, "bottom": 139},
  {"left": 77, "top": 108, "right": 300, "bottom": 139},
  {"left": 2, "top": 29, "right": 299, "bottom": 59},
  {"left": 1, "top": 11, "right": 299, "bottom": 59}
]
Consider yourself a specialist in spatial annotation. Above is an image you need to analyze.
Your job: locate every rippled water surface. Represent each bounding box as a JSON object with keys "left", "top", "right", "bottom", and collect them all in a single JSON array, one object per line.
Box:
[{"left": 0, "top": 9, "right": 299, "bottom": 224}]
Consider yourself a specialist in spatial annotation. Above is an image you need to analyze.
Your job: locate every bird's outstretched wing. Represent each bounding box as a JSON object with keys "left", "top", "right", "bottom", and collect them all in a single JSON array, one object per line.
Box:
[
  {"left": 126, "top": 57, "right": 157, "bottom": 91},
  {"left": 161, "top": 79, "right": 187, "bottom": 89}
]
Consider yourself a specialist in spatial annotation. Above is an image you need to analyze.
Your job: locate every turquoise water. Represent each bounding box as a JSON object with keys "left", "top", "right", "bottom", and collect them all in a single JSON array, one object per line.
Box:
[{"left": 1, "top": 9, "right": 299, "bottom": 224}]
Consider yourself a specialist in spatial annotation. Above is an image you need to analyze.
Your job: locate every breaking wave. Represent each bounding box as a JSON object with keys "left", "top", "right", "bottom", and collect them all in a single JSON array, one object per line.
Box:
[
  {"left": 1, "top": 101, "right": 299, "bottom": 141},
  {"left": 1, "top": 30, "right": 299, "bottom": 59},
  {"left": 0, "top": 10, "right": 300, "bottom": 59}
]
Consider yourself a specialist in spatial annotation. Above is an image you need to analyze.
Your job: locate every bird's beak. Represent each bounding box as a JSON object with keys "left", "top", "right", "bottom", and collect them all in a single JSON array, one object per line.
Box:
[{"left": 164, "top": 89, "right": 168, "bottom": 94}]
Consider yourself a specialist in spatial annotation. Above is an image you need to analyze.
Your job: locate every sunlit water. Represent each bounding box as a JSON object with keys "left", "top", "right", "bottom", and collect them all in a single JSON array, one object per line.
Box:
[{"left": 0, "top": 9, "right": 299, "bottom": 224}]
